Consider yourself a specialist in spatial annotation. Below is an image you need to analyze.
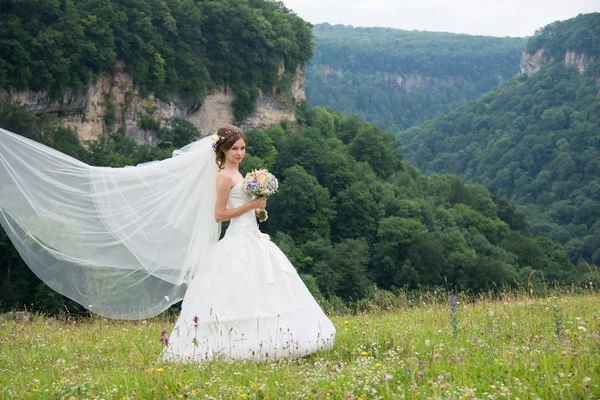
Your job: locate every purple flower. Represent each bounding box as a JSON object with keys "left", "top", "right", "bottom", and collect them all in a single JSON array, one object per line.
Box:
[
  {"left": 437, "top": 375, "right": 444, "bottom": 384},
  {"left": 530, "top": 362, "right": 537, "bottom": 368},
  {"left": 418, "top": 359, "right": 424, "bottom": 367},
  {"left": 418, "top": 371, "right": 425, "bottom": 380},
  {"left": 161, "top": 329, "right": 167, "bottom": 337},
  {"left": 384, "top": 373, "right": 393, "bottom": 381},
  {"left": 160, "top": 337, "right": 170, "bottom": 347},
  {"left": 193, "top": 315, "right": 199, "bottom": 326},
  {"left": 336, "top": 363, "right": 343, "bottom": 372}
]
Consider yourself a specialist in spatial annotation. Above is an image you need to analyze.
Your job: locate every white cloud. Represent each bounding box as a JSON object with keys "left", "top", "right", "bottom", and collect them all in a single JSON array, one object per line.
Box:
[{"left": 281, "top": 0, "right": 599, "bottom": 37}]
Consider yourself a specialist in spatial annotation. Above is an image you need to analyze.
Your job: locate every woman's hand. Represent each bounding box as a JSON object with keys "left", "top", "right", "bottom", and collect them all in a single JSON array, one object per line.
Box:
[{"left": 250, "top": 197, "right": 267, "bottom": 209}]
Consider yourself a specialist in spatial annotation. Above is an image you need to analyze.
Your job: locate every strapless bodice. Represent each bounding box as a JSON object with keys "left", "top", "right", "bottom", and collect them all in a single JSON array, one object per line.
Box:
[{"left": 225, "top": 182, "right": 259, "bottom": 235}]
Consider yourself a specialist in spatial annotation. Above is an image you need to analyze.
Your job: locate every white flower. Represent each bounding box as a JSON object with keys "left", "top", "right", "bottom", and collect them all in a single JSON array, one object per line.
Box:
[
  {"left": 578, "top": 326, "right": 587, "bottom": 332},
  {"left": 425, "top": 339, "right": 431, "bottom": 347}
]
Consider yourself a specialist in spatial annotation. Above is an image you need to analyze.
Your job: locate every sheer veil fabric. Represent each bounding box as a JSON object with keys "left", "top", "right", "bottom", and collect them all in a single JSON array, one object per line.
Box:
[{"left": 0, "top": 127, "right": 221, "bottom": 319}]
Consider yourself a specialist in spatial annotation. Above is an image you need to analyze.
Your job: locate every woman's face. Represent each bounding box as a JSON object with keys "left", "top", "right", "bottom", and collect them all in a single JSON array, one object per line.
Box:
[{"left": 225, "top": 138, "right": 246, "bottom": 165}]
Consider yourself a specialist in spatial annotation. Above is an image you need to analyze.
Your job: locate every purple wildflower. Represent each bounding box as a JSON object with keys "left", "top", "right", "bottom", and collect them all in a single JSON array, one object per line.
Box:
[
  {"left": 384, "top": 374, "right": 393, "bottom": 381},
  {"left": 193, "top": 315, "right": 199, "bottom": 326},
  {"left": 449, "top": 294, "right": 460, "bottom": 339},
  {"left": 418, "top": 371, "right": 425, "bottom": 380},
  {"left": 437, "top": 375, "right": 444, "bottom": 384},
  {"left": 418, "top": 359, "right": 424, "bottom": 367},
  {"left": 161, "top": 329, "right": 167, "bottom": 337},
  {"left": 160, "top": 337, "right": 170, "bottom": 347}
]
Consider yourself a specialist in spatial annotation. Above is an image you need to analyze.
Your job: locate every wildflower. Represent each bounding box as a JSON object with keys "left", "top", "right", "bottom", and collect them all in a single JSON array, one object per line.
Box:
[
  {"left": 156, "top": 368, "right": 164, "bottom": 372},
  {"left": 418, "top": 360, "right": 424, "bottom": 367},
  {"left": 418, "top": 371, "right": 425, "bottom": 380},
  {"left": 530, "top": 362, "right": 537, "bottom": 368},
  {"left": 192, "top": 337, "right": 198, "bottom": 347},
  {"left": 425, "top": 339, "right": 431, "bottom": 347},
  {"left": 161, "top": 329, "right": 167, "bottom": 336},
  {"left": 437, "top": 375, "right": 444, "bottom": 384},
  {"left": 384, "top": 374, "right": 393, "bottom": 381},
  {"left": 336, "top": 364, "right": 343, "bottom": 372},
  {"left": 193, "top": 315, "right": 199, "bottom": 326},
  {"left": 344, "top": 320, "right": 349, "bottom": 325},
  {"left": 578, "top": 326, "right": 587, "bottom": 332},
  {"left": 360, "top": 351, "right": 368, "bottom": 356}
]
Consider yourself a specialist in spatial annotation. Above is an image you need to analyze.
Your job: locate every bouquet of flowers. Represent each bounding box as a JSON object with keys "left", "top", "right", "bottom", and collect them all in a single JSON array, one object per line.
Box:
[{"left": 241, "top": 169, "right": 278, "bottom": 222}]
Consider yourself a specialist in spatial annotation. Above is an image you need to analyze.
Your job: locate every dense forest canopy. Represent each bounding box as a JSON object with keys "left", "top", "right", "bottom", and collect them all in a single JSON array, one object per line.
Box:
[
  {"left": 0, "top": 103, "right": 582, "bottom": 313},
  {"left": 526, "top": 13, "right": 600, "bottom": 59},
  {"left": 305, "top": 23, "right": 527, "bottom": 132},
  {"left": 400, "top": 14, "right": 600, "bottom": 266},
  {"left": 0, "top": 0, "right": 313, "bottom": 120}
]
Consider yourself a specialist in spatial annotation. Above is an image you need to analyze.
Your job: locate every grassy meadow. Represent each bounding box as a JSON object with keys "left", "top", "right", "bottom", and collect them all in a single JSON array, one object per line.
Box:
[{"left": 1, "top": 289, "right": 599, "bottom": 399}]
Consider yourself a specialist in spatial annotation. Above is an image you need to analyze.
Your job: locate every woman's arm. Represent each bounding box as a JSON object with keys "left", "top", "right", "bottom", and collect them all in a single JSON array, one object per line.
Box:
[{"left": 213, "top": 174, "right": 266, "bottom": 223}]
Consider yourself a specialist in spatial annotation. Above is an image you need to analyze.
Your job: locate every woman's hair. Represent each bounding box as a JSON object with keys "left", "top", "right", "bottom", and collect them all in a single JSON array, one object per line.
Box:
[{"left": 213, "top": 125, "right": 247, "bottom": 168}]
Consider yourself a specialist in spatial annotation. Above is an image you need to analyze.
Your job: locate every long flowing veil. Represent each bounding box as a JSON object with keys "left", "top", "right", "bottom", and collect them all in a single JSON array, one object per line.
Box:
[{"left": 0, "top": 127, "right": 221, "bottom": 319}]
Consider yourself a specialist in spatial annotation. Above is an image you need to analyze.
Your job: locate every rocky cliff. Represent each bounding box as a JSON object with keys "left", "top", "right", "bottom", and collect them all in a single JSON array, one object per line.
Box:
[
  {"left": 520, "top": 49, "right": 593, "bottom": 76},
  {"left": 0, "top": 61, "right": 306, "bottom": 144}
]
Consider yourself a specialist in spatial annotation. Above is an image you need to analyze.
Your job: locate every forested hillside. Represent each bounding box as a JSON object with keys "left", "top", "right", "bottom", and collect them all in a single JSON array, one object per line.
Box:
[
  {"left": 306, "top": 23, "right": 526, "bottom": 132},
  {"left": 0, "top": 0, "right": 312, "bottom": 120},
  {"left": 0, "top": 103, "right": 581, "bottom": 312},
  {"left": 400, "top": 13, "right": 600, "bottom": 265}
]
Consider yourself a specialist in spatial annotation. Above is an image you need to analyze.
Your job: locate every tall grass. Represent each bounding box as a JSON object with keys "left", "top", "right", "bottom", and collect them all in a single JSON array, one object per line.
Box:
[{"left": 1, "top": 288, "right": 599, "bottom": 399}]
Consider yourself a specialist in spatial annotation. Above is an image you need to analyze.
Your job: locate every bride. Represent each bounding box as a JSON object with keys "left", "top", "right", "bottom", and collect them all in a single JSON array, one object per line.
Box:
[
  {"left": 163, "top": 125, "right": 335, "bottom": 361},
  {"left": 0, "top": 124, "right": 335, "bottom": 362}
]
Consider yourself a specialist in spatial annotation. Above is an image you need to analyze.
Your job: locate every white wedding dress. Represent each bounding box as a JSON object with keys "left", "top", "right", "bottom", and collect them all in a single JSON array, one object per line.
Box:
[
  {"left": 0, "top": 128, "right": 335, "bottom": 361},
  {"left": 163, "top": 181, "right": 336, "bottom": 362}
]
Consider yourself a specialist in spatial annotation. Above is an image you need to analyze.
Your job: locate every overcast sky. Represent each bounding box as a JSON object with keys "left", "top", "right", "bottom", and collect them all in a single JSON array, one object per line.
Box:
[{"left": 280, "top": 0, "right": 599, "bottom": 37}]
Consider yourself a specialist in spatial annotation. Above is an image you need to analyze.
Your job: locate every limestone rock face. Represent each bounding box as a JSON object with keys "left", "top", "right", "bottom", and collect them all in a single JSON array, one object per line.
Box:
[
  {"left": 520, "top": 49, "right": 547, "bottom": 76},
  {"left": 564, "top": 51, "right": 591, "bottom": 73},
  {"left": 0, "top": 62, "right": 306, "bottom": 143},
  {"left": 520, "top": 48, "right": 592, "bottom": 76}
]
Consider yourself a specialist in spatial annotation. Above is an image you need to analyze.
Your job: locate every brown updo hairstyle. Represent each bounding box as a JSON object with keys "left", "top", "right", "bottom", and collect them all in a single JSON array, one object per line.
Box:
[{"left": 214, "top": 125, "right": 247, "bottom": 169}]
